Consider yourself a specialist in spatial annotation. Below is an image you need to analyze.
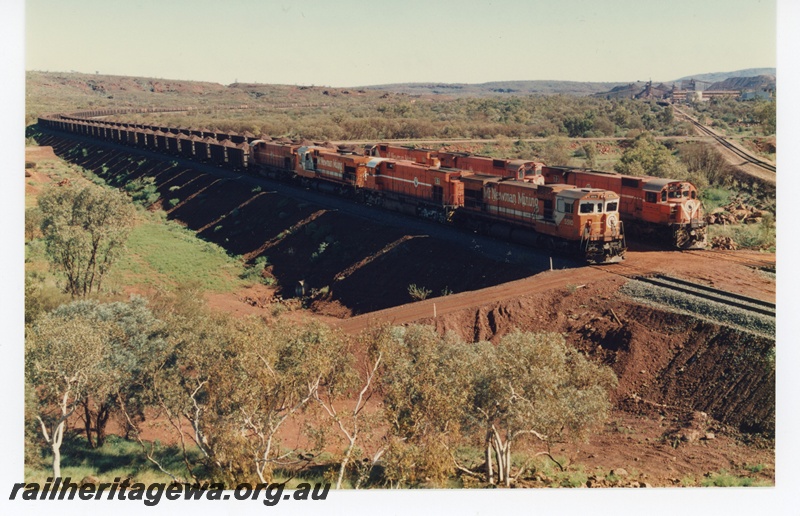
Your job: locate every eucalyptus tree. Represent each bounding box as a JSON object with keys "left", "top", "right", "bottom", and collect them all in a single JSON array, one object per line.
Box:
[
  {"left": 26, "top": 311, "right": 109, "bottom": 477},
  {"left": 468, "top": 331, "right": 617, "bottom": 486},
  {"left": 377, "top": 325, "right": 477, "bottom": 487},
  {"left": 311, "top": 329, "right": 383, "bottom": 489},
  {"left": 142, "top": 312, "right": 351, "bottom": 485},
  {"left": 614, "top": 132, "right": 688, "bottom": 178},
  {"left": 377, "top": 326, "right": 617, "bottom": 487},
  {"left": 38, "top": 182, "right": 135, "bottom": 297},
  {"left": 47, "top": 297, "right": 169, "bottom": 448}
]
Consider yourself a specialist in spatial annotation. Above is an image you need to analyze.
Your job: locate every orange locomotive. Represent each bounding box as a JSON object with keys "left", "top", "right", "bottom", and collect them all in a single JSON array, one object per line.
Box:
[
  {"left": 540, "top": 166, "right": 706, "bottom": 249},
  {"left": 294, "top": 145, "right": 372, "bottom": 189},
  {"left": 367, "top": 143, "right": 544, "bottom": 181},
  {"left": 367, "top": 143, "right": 705, "bottom": 250},
  {"left": 362, "top": 157, "right": 465, "bottom": 221},
  {"left": 457, "top": 174, "right": 625, "bottom": 264},
  {"left": 268, "top": 143, "right": 625, "bottom": 263}
]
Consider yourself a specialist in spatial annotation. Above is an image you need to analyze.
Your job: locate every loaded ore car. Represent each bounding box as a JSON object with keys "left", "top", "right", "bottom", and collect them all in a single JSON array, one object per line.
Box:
[
  {"left": 224, "top": 140, "right": 250, "bottom": 170},
  {"left": 208, "top": 139, "right": 228, "bottom": 166},
  {"left": 165, "top": 131, "right": 180, "bottom": 155},
  {"left": 177, "top": 134, "right": 195, "bottom": 158}
]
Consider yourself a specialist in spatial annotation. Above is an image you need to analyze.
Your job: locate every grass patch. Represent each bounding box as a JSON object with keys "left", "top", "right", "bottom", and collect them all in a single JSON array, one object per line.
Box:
[
  {"left": 744, "top": 463, "right": 764, "bottom": 473},
  {"left": 558, "top": 468, "right": 588, "bottom": 488},
  {"left": 708, "top": 219, "right": 775, "bottom": 251},
  {"left": 27, "top": 433, "right": 331, "bottom": 488},
  {"left": 26, "top": 433, "right": 198, "bottom": 484},
  {"left": 110, "top": 216, "right": 249, "bottom": 293},
  {"left": 700, "top": 469, "right": 771, "bottom": 487},
  {"left": 701, "top": 187, "right": 731, "bottom": 212}
]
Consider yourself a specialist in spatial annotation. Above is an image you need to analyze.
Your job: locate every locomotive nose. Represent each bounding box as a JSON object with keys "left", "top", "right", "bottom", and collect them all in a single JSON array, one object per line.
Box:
[{"left": 682, "top": 199, "right": 698, "bottom": 223}]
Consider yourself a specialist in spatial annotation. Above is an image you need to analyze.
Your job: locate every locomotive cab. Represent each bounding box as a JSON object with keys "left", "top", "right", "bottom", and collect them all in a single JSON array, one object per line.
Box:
[
  {"left": 566, "top": 188, "right": 623, "bottom": 240},
  {"left": 642, "top": 179, "right": 704, "bottom": 225},
  {"left": 558, "top": 188, "right": 625, "bottom": 264},
  {"left": 507, "top": 159, "right": 545, "bottom": 182}
]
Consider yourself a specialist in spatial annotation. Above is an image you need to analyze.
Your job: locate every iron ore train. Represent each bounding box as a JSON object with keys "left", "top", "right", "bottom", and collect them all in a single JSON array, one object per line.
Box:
[{"left": 41, "top": 110, "right": 688, "bottom": 264}]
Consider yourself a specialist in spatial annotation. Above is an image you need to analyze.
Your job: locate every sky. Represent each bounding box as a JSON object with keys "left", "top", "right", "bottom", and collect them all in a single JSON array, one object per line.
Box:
[{"left": 25, "top": 0, "right": 777, "bottom": 87}]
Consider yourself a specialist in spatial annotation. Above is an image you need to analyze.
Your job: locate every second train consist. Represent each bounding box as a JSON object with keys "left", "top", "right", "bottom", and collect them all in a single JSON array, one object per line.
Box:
[
  {"left": 38, "top": 113, "right": 626, "bottom": 264},
  {"left": 366, "top": 143, "right": 707, "bottom": 249}
]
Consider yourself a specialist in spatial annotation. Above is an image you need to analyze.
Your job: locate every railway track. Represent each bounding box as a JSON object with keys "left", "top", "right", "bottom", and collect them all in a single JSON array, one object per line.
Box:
[
  {"left": 588, "top": 260, "right": 775, "bottom": 321},
  {"left": 674, "top": 107, "right": 776, "bottom": 173},
  {"left": 632, "top": 274, "right": 776, "bottom": 318}
]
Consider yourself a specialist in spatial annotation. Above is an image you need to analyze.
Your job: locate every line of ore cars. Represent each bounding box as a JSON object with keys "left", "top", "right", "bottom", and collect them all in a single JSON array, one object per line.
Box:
[{"left": 40, "top": 111, "right": 708, "bottom": 265}]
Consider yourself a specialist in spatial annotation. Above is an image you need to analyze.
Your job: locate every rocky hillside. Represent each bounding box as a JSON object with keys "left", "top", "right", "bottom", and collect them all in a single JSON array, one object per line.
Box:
[
  {"left": 709, "top": 75, "right": 776, "bottom": 91},
  {"left": 673, "top": 68, "right": 776, "bottom": 84}
]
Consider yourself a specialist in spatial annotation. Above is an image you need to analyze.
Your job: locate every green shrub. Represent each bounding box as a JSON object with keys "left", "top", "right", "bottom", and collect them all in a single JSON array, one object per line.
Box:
[
  {"left": 124, "top": 177, "right": 160, "bottom": 207},
  {"left": 408, "top": 284, "right": 432, "bottom": 301},
  {"left": 701, "top": 470, "right": 754, "bottom": 487},
  {"left": 701, "top": 187, "right": 731, "bottom": 211},
  {"left": 708, "top": 216, "right": 775, "bottom": 250}
]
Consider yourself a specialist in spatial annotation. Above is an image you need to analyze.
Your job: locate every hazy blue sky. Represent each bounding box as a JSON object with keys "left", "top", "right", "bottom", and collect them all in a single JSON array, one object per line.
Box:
[{"left": 26, "top": 0, "right": 777, "bottom": 86}]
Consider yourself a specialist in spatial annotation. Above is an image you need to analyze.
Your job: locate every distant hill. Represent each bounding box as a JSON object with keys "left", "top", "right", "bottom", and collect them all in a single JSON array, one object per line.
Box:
[
  {"left": 672, "top": 68, "right": 776, "bottom": 84},
  {"left": 362, "top": 80, "right": 627, "bottom": 97},
  {"left": 591, "top": 69, "right": 776, "bottom": 99},
  {"left": 708, "top": 75, "right": 776, "bottom": 91},
  {"left": 27, "top": 69, "right": 776, "bottom": 124}
]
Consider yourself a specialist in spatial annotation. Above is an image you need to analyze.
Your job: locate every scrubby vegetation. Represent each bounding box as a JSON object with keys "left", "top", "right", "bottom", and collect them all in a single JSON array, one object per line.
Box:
[
  {"left": 687, "top": 97, "right": 776, "bottom": 138},
  {"left": 111, "top": 96, "right": 690, "bottom": 142},
  {"left": 25, "top": 303, "right": 617, "bottom": 488}
]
